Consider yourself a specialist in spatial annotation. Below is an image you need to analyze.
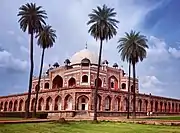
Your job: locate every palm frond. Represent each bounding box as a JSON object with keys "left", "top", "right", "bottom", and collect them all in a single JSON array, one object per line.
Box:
[
  {"left": 36, "top": 25, "right": 57, "bottom": 49},
  {"left": 17, "top": 3, "right": 47, "bottom": 34},
  {"left": 117, "top": 30, "right": 148, "bottom": 64},
  {"left": 87, "top": 4, "right": 119, "bottom": 41}
]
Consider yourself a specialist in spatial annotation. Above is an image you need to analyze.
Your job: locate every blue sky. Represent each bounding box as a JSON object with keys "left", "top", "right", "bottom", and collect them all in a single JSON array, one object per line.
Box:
[{"left": 0, "top": 0, "right": 180, "bottom": 99}]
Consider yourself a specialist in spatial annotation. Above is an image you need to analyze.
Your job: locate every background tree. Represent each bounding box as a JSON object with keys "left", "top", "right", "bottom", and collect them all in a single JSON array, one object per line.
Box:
[
  {"left": 117, "top": 30, "right": 148, "bottom": 118},
  {"left": 33, "top": 25, "right": 56, "bottom": 117},
  {"left": 17, "top": 3, "right": 47, "bottom": 118},
  {"left": 87, "top": 4, "right": 119, "bottom": 121}
]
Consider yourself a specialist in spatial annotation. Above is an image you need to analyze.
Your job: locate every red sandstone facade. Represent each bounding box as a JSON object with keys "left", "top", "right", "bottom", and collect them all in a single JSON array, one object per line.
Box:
[{"left": 0, "top": 48, "right": 180, "bottom": 118}]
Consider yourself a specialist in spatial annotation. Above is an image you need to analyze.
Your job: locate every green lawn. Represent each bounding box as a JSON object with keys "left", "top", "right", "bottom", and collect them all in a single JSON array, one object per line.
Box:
[{"left": 0, "top": 121, "right": 180, "bottom": 133}]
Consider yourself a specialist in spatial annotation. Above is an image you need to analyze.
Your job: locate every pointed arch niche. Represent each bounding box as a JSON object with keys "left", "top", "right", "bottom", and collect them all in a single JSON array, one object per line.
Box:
[{"left": 77, "top": 95, "right": 89, "bottom": 110}]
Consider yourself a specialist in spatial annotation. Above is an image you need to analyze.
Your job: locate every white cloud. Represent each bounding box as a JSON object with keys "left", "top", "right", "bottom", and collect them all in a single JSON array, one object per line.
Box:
[
  {"left": 168, "top": 47, "right": 180, "bottom": 58},
  {"left": 140, "top": 75, "right": 164, "bottom": 94},
  {"left": 0, "top": 49, "right": 28, "bottom": 72},
  {"left": 20, "top": 45, "right": 29, "bottom": 54}
]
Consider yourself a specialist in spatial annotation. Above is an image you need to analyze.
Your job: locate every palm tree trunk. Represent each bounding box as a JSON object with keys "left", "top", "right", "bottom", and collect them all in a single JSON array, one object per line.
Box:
[
  {"left": 127, "top": 61, "right": 131, "bottom": 119},
  {"left": 25, "top": 33, "right": 34, "bottom": 118},
  {"left": 33, "top": 48, "right": 45, "bottom": 117},
  {"left": 93, "top": 39, "right": 103, "bottom": 122},
  {"left": 132, "top": 62, "right": 136, "bottom": 119}
]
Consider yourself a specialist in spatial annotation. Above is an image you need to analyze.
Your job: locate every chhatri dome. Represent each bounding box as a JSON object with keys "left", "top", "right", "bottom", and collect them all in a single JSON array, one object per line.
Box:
[{"left": 70, "top": 44, "right": 99, "bottom": 65}]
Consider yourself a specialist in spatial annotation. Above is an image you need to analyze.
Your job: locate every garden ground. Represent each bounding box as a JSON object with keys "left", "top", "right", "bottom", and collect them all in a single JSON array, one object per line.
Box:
[{"left": 0, "top": 121, "right": 180, "bottom": 133}]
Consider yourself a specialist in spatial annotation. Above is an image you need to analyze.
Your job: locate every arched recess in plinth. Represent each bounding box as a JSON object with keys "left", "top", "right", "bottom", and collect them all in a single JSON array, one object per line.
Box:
[
  {"left": 114, "top": 97, "right": 120, "bottom": 111},
  {"left": 105, "top": 96, "right": 111, "bottom": 111},
  {"left": 46, "top": 97, "right": 53, "bottom": 111},
  {"left": 68, "top": 77, "right": 76, "bottom": 87},
  {"left": 77, "top": 95, "right": 89, "bottom": 111},
  {"left": 31, "top": 98, "right": 35, "bottom": 111},
  {"left": 13, "top": 100, "right": 18, "bottom": 111},
  {"left": 19, "top": 99, "right": 24, "bottom": 111},
  {"left": 138, "top": 99, "right": 142, "bottom": 112},
  {"left": 4, "top": 101, "right": 8, "bottom": 111},
  {"left": 8, "top": 101, "right": 13, "bottom": 111},
  {"left": 54, "top": 96, "right": 62, "bottom": 111},
  {"left": 52, "top": 75, "right": 63, "bottom": 89},
  {"left": 64, "top": 94, "right": 73, "bottom": 110},
  {"left": 38, "top": 97, "right": 44, "bottom": 111}
]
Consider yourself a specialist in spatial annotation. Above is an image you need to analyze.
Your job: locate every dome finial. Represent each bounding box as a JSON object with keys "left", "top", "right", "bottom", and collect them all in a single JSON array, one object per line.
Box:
[{"left": 85, "top": 42, "right": 87, "bottom": 49}]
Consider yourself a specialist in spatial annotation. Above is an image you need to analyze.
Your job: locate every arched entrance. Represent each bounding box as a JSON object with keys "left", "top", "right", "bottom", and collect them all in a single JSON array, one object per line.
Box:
[
  {"left": 138, "top": 99, "right": 142, "bottom": 112},
  {"left": 31, "top": 98, "right": 35, "bottom": 111},
  {"left": 114, "top": 97, "right": 120, "bottom": 111},
  {"left": 46, "top": 97, "right": 53, "bottom": 111},
  {"left": 19, "top": 100, "right": 24, "bottom": 111},
  {"left": 78, "top": 95, "right": 89, "bottom": 110},
  {"left": 144, "top": 100, "right": 148, "bottom": 112},
  {"left": 13, "top": 100, "right": 18, "bottom": 111},
  {"left": 9, "top": 101, "right": 13, "bottom": 111},
  {"left": 38, "top": 98, "right": 44, "bottom": 111},
  {"left": 124, "top": 98, "right": 128, "bottom": 111},
  {"left": 54, "top": 96, "right": 62, "bottom": 111},
  {"left": 105, "top": 96, "right": 111, "bottom": 111},
  {"left": 52, "top": 75, "right": 63, "bottom": 88},
  {"left": 4, "top": 102, "right": 8, "bottom": 111},
  {"left": 64, "top": 95, "right": 73, "bottom": 110}
]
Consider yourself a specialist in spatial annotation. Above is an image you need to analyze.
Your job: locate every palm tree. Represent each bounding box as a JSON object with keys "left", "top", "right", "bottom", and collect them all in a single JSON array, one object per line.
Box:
[
  {"left": 33, "top": 25, "right": 56, "bottom": 117},
  {"left": 87, "top": 4, "right": 119, "bottom": 121},
  {"left": 17, "top": 3, "right": 47, "bottom": 118},
  {"left": 117, "top": 30, "right": 148, "bottom": 118}
]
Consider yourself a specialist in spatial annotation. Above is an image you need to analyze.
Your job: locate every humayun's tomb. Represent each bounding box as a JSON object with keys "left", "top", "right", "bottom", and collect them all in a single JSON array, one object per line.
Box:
[{"left": 0, "top": 47, "right": 180, "bottom": 118}]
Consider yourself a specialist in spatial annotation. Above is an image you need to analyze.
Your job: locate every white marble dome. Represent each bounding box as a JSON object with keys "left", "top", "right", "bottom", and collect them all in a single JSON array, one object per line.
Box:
[{"left": 70, "top": 49, "right": 98, "bottom": 65}]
